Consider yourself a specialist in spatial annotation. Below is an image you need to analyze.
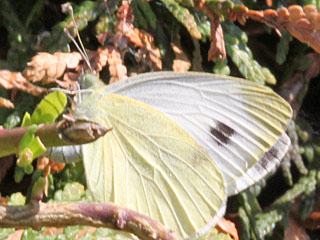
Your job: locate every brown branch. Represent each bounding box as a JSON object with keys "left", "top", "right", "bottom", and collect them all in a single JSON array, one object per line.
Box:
[
  {"left": 0, "top": 117, "right": 110, "bottom": 158},
  {"left": 0, "top": 201, "right": 179, "bottom": 240}
]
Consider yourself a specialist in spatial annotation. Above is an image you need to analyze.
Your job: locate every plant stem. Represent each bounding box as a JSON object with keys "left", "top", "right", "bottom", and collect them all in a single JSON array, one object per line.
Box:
[
  {"left": 0, "top": 118, "right": 110, "bottom": 158},
  {"left": 0, "top": 201, "right": 179, "bottom": 240}
]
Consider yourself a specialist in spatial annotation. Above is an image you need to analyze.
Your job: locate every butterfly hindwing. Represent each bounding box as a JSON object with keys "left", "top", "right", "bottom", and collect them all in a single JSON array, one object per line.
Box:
[{"left": 75, "top": 93, "right": 227, "bottom": 238}]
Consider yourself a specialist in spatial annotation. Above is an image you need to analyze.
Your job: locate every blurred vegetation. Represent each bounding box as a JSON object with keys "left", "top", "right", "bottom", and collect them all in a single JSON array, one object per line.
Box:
[{"left": 0, "top": 0, "right": 320, "bottom": 239}]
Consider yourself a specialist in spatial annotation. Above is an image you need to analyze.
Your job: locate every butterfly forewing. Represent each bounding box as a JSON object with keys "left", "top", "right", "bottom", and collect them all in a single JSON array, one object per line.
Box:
[
  {"left": 104, "top": 72, "right": 292, "bottom": 195},
  {"left": 75, "top": 93, "right": 227, "bottom": 238}
]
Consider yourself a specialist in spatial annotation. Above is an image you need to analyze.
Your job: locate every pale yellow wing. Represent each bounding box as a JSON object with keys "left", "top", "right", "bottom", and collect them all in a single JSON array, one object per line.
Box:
[
  {"left": 76, "top": 93, "right": 227, "bottom": 238},
  {"left": 104, "top": 72, "right": 292, "bottom": 195}
]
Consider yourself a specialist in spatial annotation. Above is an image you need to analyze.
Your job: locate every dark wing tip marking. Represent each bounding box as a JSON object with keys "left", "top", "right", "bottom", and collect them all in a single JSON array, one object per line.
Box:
[
  {"left": 210, "top": 122, "right": 235, "bottom": 146},
  {"left": 259, "top": 133, "right": 289, "bottom": 170},
  {"left": 259, "top": 145, "right": 279, "bottom": 169}
]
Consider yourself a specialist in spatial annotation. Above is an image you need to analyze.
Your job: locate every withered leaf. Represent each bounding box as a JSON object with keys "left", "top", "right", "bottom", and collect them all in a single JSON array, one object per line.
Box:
[
  {"left": 172, "top": 34, "right": 191, "bottom": 72},
  {"left": 0, "top": 70, "right": 47, "bottom": 96},
  {"left": 23, "top": 52, "right": 82, "bottom": 85},
  {"left": 208, "top": 15, "right": 226, "bottom": 62},
  {"left": 216, "top": 218, "right": 239, "bottom": 240},
  {"left": 0, "top": 97, "right": 14, "bottom": 109}
]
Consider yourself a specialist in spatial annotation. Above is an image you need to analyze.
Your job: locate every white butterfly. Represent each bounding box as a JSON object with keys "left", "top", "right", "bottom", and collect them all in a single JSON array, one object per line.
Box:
[{"left": 48, "top": 71, "right": 292, "bottom": 238}]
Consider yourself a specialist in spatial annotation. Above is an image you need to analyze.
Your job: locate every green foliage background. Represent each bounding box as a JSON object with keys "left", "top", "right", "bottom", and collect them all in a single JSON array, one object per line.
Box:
[{"left": 0, "top": 0, "right": 320, "bottom": 239}]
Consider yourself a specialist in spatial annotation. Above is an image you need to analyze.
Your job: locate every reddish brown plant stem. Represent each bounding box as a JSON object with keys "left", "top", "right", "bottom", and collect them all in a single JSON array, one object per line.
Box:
[{"left": 0, "top": 201, "right": 179, "bottom": 240}]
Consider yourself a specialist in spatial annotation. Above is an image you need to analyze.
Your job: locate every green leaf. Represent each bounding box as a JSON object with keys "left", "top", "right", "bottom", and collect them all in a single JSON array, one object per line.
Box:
[
  {"left": 18, "top": 124, "right": 46, "bottom": 161},
  {"left": 21, "top": 112, "right": 32, "bottom": 127},
  {"left": 3, "top": 92, "right": 38, "bottom": 129},
  {"left": 0, "top": 228, "right": 15, "bottom": 240},
  {"left": 160, "top": 0, "right": 201, "bottom": 39},
  {"left": 18, "top": 125, "right": 37, "bottom": 155},
  {"left": 28, "top": 136, "right": 46, "bottom": 159},
  {"left": 300, "top": 0, "right": 320, "bottom": 7},
  {"left": 175, "top": 0, "right": 194, "bottom": 7},
  {"left": 276, "top": 31, "right": 292, "bottom": 65},
  {"left": 17, "top": 148, "right": 33, "bottom": 167},
  {"left": 132, "top": 0, "right": 148, "bottom": 30},
  {"left": 238, "top": 207, "right": 251, "bottom": 240},
  {"left": 223, "top": 22, "right": 276, "bottom": 85},
  {"left": 96, "top": 14, "right": 117, "bottom": 36},
  {"left": 14, "top": 166, "right": 25, "bottom": 183},
  {"left": 31, "top": 91, "right": 67, "bottom": 125},
  {"left": 193, "top": 10, "right": 210, "bottom": 40},
  {"left": 63, "top": 226, "right": 80, "bottom": 239},
  {"left": 136, "top": 0, "right": 157, "bottom": 30},
  {"left": 8, "top": 192, "right": 26, "bottom": 206},
  {"left": 31, "top": 177, "right": 46, "bottom": 201},
  {"left": 205, "top": 0, "right": 234, "bottom": 19},
  {"left": 16, "top": 124, "right": 46, "bottom": 177},
  {"left": 21, "top": 228, "right": 44, "bottom": 240},
  {"left": 53, "top": 182, "right": 85, "bottom": 201},
  {"left": 24, "top": 164, "right": 34, "bottom": 175},
  {"left": 44, "top": 1, "right": 102, "bottom": 52},
  {"left": 3, "top": 110, "right": 22, "bottom": 129},
  {"left": 214, "top": 59, "right": 230, "bottom": 75},
  {"left": 92, "top": 228, "right": 138, "bottom": 239}
]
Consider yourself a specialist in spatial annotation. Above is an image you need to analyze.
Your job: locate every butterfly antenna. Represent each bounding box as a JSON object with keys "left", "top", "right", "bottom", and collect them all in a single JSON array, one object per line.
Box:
[{"left": 62, "top": 3, "right": 92, "bottom": 72}]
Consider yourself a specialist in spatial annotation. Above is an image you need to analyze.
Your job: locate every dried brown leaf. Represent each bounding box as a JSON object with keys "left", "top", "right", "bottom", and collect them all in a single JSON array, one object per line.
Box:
[
  {"left": 96, "top": 48, "right": 109, "bottom": 72},
  {"left": 208, "top": 15, "right": 226, "bottom": 62},
  {"left": 303, "top": 6, "right": 320, "bottom": 28},
  {"left": 37, "top": 155, "right": 50, "bottom": 171},
  {"left": 106, "top": 46, "right": 128, "bottom": 83},
  {"left": 303, "top": 211, "right": 320, "bottom": 230},
  {"left": 266, "top": 0, "right": 272, "bottom": 7},
  {"left": 114, "top": 2, "right": 142, "bottom": 48},
  {"left": 7, "top": 229, "right": 24, "bottom": 240},
  {"left": 240, "top": 5, "right": 320, "bottom": 54},
  {"left": 0, "top": 194, "right": 10, "bottom": 206},
  {"left": 0, "top": 70, "right": 47, "bottom": 96},
  {"left": 23, "top": 52, "right": 82, "bottom": 85},
  {"left": 227, "top": 5, "right": 248, "bottom": 25},
  {"left": 41, "top": 227, "right": 64, "bottom": 236},
  {"left": 49, "top": 160, "right": 66, "bottom": 173},
  {"left": 288, "top": 5, "right": 305, "bottom": 24},
  {"left": 216, "top": 218, "right": 239, "bottom": 240},
  {"left": 172, "top": 34, "right": 191, "bottom": 72},
  {"left": 63, "top": 72, "right": 81, "bottom": 83},
  {"left": 124, "top": 28, "right": 143, "bottom": 47},
  {"left": 0, "top": 97, "right": 14, "bottom": 109},
  {"left": 136, "top": 29, "right": 162, "bottom": 71},
  {"left": 75, "top": 49, "right": 108, "bottom": 73},
  {"left": 75, "top": 227, "right": 97, "bottom": 239},
  {"left": 97, "top": 2, "right": 161, "bottom": 74},
  {"left": 285, "top": 217, "right": 310, "bottom": 240}
]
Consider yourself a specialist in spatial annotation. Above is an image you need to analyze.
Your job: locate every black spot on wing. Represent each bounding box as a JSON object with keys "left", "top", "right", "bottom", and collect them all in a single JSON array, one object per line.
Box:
[
  {"left": 210, "top": 122, "right": 235, "bottom": 146},
  {"left": 259, "top": 144, "right": 279, "bottom": 170}
]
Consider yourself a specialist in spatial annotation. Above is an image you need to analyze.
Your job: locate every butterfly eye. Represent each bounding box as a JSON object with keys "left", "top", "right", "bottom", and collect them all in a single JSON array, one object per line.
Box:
[{"left": 79, "top": 72, "right": 99, "bottom": 89}]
